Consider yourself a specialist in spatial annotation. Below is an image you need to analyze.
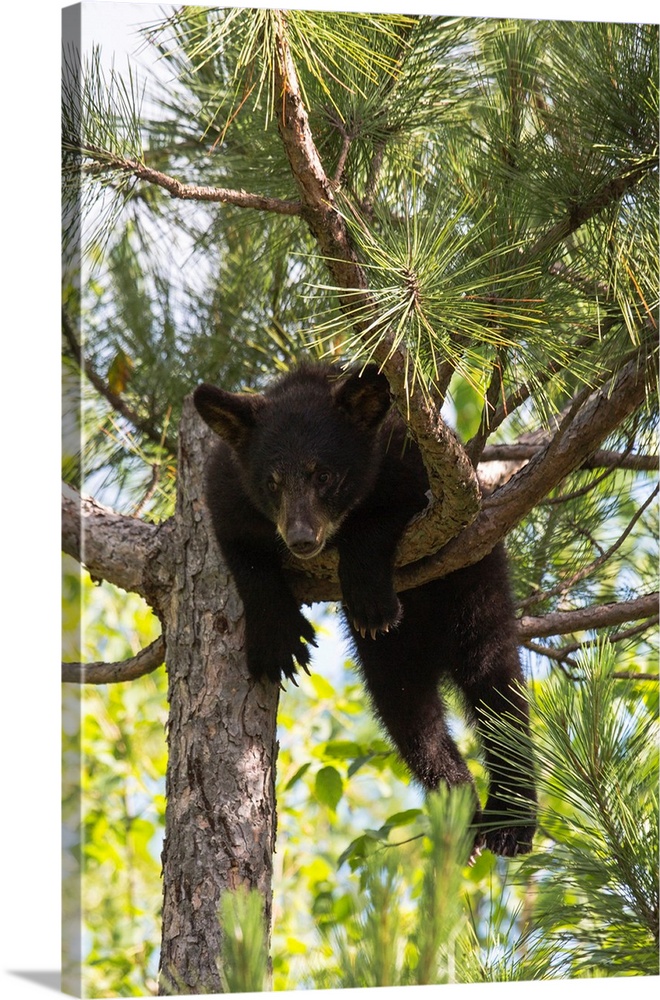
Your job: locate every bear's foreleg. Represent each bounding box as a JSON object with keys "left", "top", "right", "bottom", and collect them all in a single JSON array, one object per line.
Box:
[{"left": 221, "top": 538, "right": 317, "bottom": 683}]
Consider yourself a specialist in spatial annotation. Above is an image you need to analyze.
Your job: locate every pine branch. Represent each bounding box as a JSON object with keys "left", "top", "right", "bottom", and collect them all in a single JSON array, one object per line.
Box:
[
  {"left": 519, "top": 484, "right": 659, "bottom": 610},
  {"left": 521, "top": 157, "right": 658, "bottom": 265},
  {"left": 63, "top": 636, "right": 165, "bottom": 684},
  {"left": 479, "top": 443, "right": 657, "bottom": 472},
  {"left": 518, "top": 592, "right": 658, "bottom": 640},
  {"left": 487, "top": 332, "right": 607, "bottom": 439},
  {"left": 80, "top": 147, "right": 303, "bottom": 216},
  {"left": 393, "top": 346, "right": 655, "bottom": 592},
  {"left": 523, "top": 614, "right": 659, "bottom": 674}
]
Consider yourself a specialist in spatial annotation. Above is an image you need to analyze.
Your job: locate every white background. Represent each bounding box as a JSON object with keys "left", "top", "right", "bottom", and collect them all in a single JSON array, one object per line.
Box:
[{"left": 1, "top": 1, "right": 656, "bottom": 997}]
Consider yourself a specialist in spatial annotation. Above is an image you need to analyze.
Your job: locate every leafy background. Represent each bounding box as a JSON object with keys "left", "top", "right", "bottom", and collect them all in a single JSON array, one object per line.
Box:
[{"left": 62, "top": 560, "right": 658, "bottom": 996}]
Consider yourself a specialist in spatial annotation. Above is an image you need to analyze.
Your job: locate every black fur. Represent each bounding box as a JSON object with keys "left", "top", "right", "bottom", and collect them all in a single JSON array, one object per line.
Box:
[{"left": 194, "top": 364, "right": 537, "bottom": 857}]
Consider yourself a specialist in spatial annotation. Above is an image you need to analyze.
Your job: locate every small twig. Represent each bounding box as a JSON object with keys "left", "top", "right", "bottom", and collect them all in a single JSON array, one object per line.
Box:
[
  {"left": 524, "top": 631, "right": 658, "bottom": 680},
  {"left": 548, "top": 260, "right": 611, "bottom": 300},
  {"left": 489, "top": 331, "right": 614, "bottom": 436},
  {"left": 361, "top": 138, "right": 386, "bottom": 215},
  {"left": 611, "top": 670, "right": 659, "bottom": 682},
  {"left": 332, "top": 126, "right": 353, "bottom": 189},
  {"left": 63, "top": 635, "right": 166, "bottom": 684},
  {"left": 520, "top": 157, "right": 658, "bottom": 265},
  {"left": 132, "top": 462, "right": 161, "bottom": 517},
  {"left": 571, "top": 521, "right": 606, "bottom": 558},
  {"left": 524, "top": 613, "right": 658, "bottom": 662},
  {"left": 540, "top": 465, "right": 617, "bottom": 505},
  {"left": 62, "top": 308, "right": 176, "bottom": 453},
  {"left": 131, "top": 406, "right": 173, "bottom": 516},
  {"left": 610, "top": 615, "right": 660, "bottom": 645},
  {"left": 466, "top": 350, "right": 508, "bottom": 465},
  {"left": 540, "top": 430, "right": 638, "bottom": 505}
]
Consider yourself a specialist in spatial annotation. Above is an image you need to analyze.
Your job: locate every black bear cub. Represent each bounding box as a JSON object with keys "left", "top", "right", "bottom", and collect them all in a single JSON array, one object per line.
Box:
[{"left": 194, "top": 364, "right": 536, "bottom": 857}]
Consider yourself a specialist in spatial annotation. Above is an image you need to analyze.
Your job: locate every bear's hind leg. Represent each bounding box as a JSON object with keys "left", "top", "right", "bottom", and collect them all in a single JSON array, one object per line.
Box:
[
  {"left": 444, "top": 549, "right": 537, "bottom": 857},
  {"left": 457, "top": 652, "right": 537, "bottom": 858}
]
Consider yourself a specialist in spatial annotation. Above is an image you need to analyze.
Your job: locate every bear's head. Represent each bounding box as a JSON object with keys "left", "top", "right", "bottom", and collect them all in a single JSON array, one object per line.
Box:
[{"left": 194, "top": 365, "right": 392, "bottom": 558}]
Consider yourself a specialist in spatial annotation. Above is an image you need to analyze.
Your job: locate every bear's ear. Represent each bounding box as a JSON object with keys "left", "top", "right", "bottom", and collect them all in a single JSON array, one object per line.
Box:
[
  {"left": 333, "top": 365, "right": 392, "bottom": 430},
  {"left": 193, "top": 383, "right": 265, "bottom": 449}
]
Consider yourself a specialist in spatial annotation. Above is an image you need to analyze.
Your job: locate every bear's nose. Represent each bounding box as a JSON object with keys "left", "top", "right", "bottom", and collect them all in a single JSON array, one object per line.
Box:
[{"left": 286, "top": 524, "right": 321, "bottom": 557}]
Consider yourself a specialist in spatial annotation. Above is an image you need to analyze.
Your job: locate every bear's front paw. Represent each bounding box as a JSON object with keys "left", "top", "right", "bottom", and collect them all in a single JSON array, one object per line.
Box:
[
  {"left": 343, "top": 585, "right": 403, "bottom": 639},
  {"left": 246, "top": 612, "right": 317, "bottom": 685}
]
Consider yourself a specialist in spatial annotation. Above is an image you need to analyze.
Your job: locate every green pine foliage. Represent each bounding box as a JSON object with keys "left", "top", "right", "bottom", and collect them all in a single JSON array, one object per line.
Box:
[
  {"left": 219, "top": 887, "right": 269, "bottom": 993},
  {"left": 521, "top": 644, "right": 659, "bottom": 976}
]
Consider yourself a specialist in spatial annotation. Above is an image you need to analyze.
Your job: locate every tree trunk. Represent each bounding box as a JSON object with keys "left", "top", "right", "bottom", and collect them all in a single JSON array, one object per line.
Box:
[{"left": 158, "top": 399, "right": 280, "bottom": 995}]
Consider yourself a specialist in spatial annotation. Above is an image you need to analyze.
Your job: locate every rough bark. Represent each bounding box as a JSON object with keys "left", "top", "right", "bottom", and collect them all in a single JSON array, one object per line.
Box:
[
  {"left": 157, "top": 400, "right": 279, "bottom": 996},
  {"left": 480, "top": 444, "right": 658, "bottom": 473},
  {"left": 62, "top": 481, "right": 173, "bottom": 611}
]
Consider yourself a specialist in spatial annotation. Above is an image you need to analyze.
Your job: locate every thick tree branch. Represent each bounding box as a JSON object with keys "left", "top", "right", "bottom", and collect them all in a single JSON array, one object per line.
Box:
[
  {"left": 62, "top": 636, "right": 165, "bottom": 684},
  {"left": 62, "top": 483, "right": 174, "bottom": 612},
  {"left": 518, "top": 592, "right": 658, "bottom": 640},
  {"left": 394, "top": 346, "right": 656, "bottom": 592},
  {"left": 523, "top": 614, "right": 659, "bottom": 675}
]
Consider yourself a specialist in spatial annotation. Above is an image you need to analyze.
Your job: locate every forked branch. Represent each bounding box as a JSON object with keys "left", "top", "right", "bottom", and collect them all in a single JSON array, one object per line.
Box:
[{"left": 271, "top": 10, "right": 480, "bottom": 547}]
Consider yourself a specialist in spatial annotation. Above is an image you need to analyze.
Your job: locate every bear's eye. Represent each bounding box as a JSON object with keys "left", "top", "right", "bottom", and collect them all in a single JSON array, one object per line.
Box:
[
  {"left": 267, "top": 477, "right": 280, "bottom": 494},
  {"left": 313, "top": 470, "right": 332, "bottom": 487}
]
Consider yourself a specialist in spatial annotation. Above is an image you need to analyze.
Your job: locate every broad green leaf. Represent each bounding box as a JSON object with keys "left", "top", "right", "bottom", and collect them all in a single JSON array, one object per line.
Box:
[{"left": 314, "top": 765, "right": 344, "bottom": 811}]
